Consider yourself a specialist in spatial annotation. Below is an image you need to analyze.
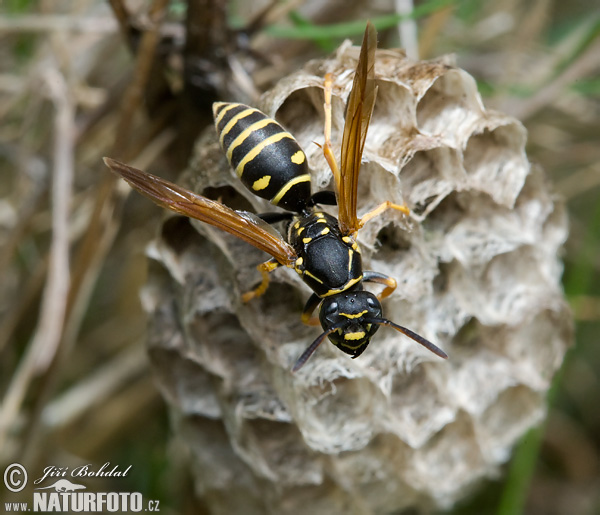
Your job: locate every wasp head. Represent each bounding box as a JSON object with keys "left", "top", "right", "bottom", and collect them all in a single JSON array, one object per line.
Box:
[
  {"left": 292, "top": 290, "right": 447, "bottom": 372},
  {"left": 319, "top": 291, "right": 382, "bottom": 357}
]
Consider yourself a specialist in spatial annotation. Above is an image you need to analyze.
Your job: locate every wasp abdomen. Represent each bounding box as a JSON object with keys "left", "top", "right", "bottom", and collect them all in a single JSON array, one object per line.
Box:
[{"left": 213, "top": 102, "right": 312, "bottom": 213}]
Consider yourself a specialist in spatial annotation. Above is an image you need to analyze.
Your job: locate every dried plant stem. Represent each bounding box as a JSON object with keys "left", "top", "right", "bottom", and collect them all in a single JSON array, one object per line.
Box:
[
  {"left": 30, "top": 0, "right": 171, "bottom": 430},
  {"left": 113, "top": 0, "right": 170, "bottom": 158},
  {"left": 0, "top": 256, "right": 48, "bottom": 355},
  {"left": 108, "top": 0, "right": 132, "bottom": 38},
  {"left": 41, "top": 343, "right": 149, "bottom": 430},
  {"left": 502, "top": 36, "right": 600, "bottom": 120},
  {"left": 418, "top": 4, "right": 452, "bottom": 59},
  {"left": 1, "top": 0, "right": 170, "bottom": 461},
  {"left": 0, "top": 15, "right": 117, "bottom": 33},
  {"left": 395, "top": 0, "right": 419, "bottom": 59},
  {"left": 501, "top": 0, "right": 550, "bottom": 88},
  {"left": 0, "top": 184, "right": 45, "bottom": 286},
  {"left": 35, "top": 70, "right": 73, "bottom": 370},
  {"left": 65, "top": 0, "right": 170, "bottom": 338},
  {"left": 0, "top": 68, "right": 74, "bottom": 453},
  {"left": 557, "top": 162, "right": 600, "bottom": 200}
]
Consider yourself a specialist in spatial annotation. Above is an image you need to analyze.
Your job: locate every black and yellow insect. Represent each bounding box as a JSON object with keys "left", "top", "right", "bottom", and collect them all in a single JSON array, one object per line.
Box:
[
  {"left": 212, "top": 102, "right": 312, "bottom": 214},
  {"left": 104, "top": 23, "right": 448, "bottom": 371}
]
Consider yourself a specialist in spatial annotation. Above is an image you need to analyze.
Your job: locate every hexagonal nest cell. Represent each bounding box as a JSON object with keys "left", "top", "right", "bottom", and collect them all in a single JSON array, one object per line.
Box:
[{"left": 141, "top": 39, "right": 572, "bottom": 513}]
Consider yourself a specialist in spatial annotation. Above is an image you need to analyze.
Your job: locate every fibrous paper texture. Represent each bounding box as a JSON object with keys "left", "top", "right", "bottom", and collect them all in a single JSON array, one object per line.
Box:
[{"left": 141, "top": 41, "right": 572, "bottom": 513}]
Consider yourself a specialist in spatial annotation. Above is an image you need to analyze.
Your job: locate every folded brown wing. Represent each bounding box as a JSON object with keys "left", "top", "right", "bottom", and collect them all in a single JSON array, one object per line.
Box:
[
  {"left": 338, "top": 22, "right": 378, "bottom": 235},
  {"left": 104, "top": 158, "right": 297, "bottom": 267}
]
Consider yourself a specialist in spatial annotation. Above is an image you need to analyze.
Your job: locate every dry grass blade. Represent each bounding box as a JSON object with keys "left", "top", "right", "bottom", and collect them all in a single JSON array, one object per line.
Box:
[
  {"left": 504, "top": 39, "right": 600, "bottom": 120},
  {"left": 0, "top": 15, "right": 117, "bottom": 33},
  {"left": 395, "top": 0, "right": 419, "bottom": 59},
  {"left": 0, "top": 67, "right": 74, "bottom": 453},
  {"left": 63, "top": 0, "right": 171, "bottom": 358},
  {"left": 41, "top": 343, "right": 149, "bottom": 430},
  {"left": 111, "top": 0, "right": 171, "bottom": 157}
]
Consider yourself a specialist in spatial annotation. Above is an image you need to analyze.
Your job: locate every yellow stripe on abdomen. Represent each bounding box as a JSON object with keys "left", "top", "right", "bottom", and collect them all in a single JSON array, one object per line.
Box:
[
  {"left": 212, "top": 102, "right": 239, "bottom": 127},
  {"left": 235, "top": 132, "right": 296, "bottom": 177},
  {"left": 271, "top": 174, "right": 311, "bottom": 205},
  {"left": 219, "top": 107, "right": 260, "bottom": 147},
  {"left": 226, "top": 118, "right": 274, "bottom": 161}
]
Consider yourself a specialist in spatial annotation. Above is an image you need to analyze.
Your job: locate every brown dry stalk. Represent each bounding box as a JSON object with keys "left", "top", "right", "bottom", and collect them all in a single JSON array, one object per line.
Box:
[{"left": 0, "top": 67, "right": 74, "bottom": 453}]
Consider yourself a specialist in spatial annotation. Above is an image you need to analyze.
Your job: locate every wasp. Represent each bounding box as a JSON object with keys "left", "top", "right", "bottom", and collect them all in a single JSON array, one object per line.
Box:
[{"left": 104, "top": 23, "right": 448, "bottom": 371}]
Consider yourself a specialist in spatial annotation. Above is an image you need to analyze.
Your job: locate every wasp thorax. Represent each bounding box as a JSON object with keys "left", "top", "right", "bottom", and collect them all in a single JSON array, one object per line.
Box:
[{"left": 319, "top": 291, "right": 382, "bottom": 357}]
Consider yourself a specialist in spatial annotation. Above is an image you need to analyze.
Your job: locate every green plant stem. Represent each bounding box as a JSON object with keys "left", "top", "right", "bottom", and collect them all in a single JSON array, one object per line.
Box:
[{"left": 264, "top": 0, "right": 457, "bottom": 40}]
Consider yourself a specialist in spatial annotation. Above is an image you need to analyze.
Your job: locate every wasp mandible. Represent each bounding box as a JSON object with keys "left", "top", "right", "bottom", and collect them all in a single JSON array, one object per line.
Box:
[{"left": 104, "top": 22, "right": 448, "bottom": 371}]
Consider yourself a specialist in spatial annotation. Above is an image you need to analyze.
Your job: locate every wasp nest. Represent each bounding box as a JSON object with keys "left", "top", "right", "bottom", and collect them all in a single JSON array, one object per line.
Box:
[{"left": 141, "top": 40, "right": 571, "bottom": 513}]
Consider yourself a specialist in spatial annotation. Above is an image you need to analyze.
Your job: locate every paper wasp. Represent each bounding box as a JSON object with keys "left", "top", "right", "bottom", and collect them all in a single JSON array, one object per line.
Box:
[{"left": 104, "top": 22, "right": 447, "bottom": 371}]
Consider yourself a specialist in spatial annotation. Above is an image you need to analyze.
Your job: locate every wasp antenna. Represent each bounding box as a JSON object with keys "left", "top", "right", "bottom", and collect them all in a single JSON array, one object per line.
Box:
[
  {"left": 365, "top": 318, "right": 448, "bottom": 359},
  {"left": 292, "top": 324, "right": 344, "bottom": 372}
]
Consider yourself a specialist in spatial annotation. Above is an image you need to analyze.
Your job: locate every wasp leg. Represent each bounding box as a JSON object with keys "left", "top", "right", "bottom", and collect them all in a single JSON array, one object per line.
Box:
[
  {"left": 242, "top": 258, "right": 280, "bottom": 303},
  {"left": 301, "top": 293, "right": 322, "bottom": 326},
  {"left": 363, "top": 271, "right": 397, "bottom": 300},
  {"left": 323, "top": 73, "right": 342, "bottom": 193},
  {"left": 359, "top": 201, "right": 410, "bottom": 229}
]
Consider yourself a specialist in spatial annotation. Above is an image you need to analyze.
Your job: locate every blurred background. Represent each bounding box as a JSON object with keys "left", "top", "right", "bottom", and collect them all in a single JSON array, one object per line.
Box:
[{"left": 0, "top": 0, "right": 598, "bottom": 513}]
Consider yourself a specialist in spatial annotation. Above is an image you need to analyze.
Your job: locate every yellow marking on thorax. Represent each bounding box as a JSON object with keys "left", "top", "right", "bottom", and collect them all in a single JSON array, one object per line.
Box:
[
  {"left": 271, "top": 173, "right": 311, "bottom": 204},
  {"left": 302, "top": 237, "right": 312, "bottom": 244},
  {"left": 303, "top": 269, "right": 324, "bottom": 284},
  {"left": 296, "top": 227, "right": 305, "bottom": 236},
  {"left": 235, "top": 132, "right": 295, "bottom": 177},
  {"left": 294, "top": 257, "right": 304, "bottom": 274},
  {"left": 226, "top": 118, "right": 273, "bottom": 161},
  {"left": 340, "top": 310, "right": 367, "bottom": 319},
  {"left": 252, "top": 175, "right": 271, "bottom": 191},
  {"left": 321, "top": 276, "right": 363, "bottom": 297},
  {"left": 343, "top": 235, "right": 360, "bottom": 252},
  {"left": 291, "top": 150, "right": 305, "bottom": 165},
  {"left": 320, "top": 227, "right": 330, "bottom": 236},
  {"left": 219, "top": 107, "right": 259, "bottom": 147},
  {"left": 213, "top": 102, "right": 238, "bottom": 126}
]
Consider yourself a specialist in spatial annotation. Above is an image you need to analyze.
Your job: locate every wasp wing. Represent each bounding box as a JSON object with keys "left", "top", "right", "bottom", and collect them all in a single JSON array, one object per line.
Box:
[
  {"left": 338, "top": 22, "right": 378, "bottom": 235},
  {"left": 104, "top": 158, "right": 297, "bottom": 267}
]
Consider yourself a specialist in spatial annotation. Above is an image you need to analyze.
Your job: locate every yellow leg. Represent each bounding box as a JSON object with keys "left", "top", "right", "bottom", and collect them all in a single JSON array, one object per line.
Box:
[
  {"left": 301, "top": 314, "right": 321, "bottom": 326},
  {"left": 301, "top": 293, "right": 322, "bottom": 326},
  {"left": 359, "top": 201, "right": 410, "bottom": 229},
  {"left": 376, "top": 277, "right": 397, "bottom": 301},
  {"left": 363, "top": 271, "right": 397, "bottom": 300},
  {"left": 242, "top": 259, "right": 280, "bottom": 303},
  {"left": 323, "top": 73, "right": 342, "bottom": 192}
]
